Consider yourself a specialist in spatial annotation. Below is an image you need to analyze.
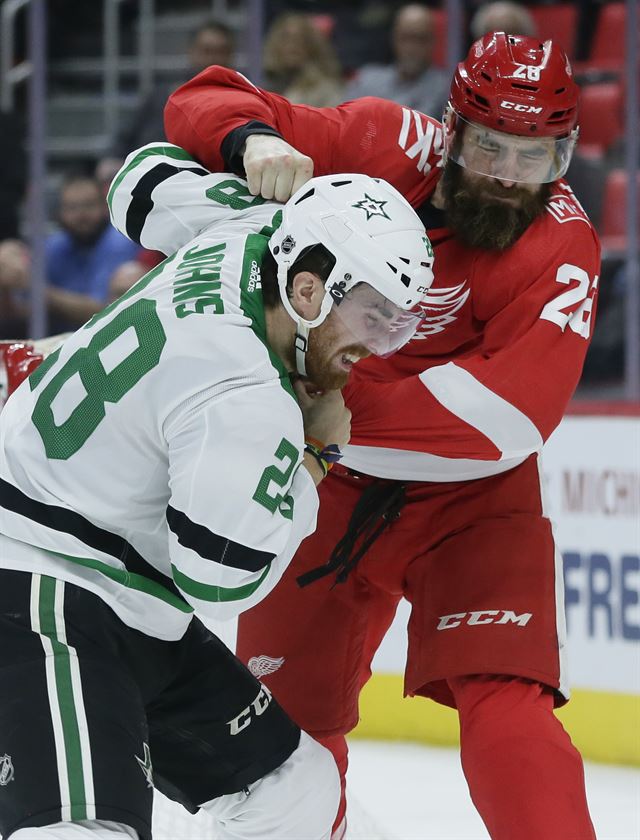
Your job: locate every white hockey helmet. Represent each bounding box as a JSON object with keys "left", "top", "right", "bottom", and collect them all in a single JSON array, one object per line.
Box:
[{"left": 269, "top": 173, "right": 435, "bottom": 375}]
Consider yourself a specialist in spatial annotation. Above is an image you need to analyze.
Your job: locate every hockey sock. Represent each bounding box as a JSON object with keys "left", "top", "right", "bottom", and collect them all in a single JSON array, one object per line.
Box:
[
  {"left": 201, "top": 730, "right": 339, "bottom": 839},
  {"left": 317, "top": 733, "right": 349, "bottom": 836},
  {"left": 449, "top": 674, "right": 596, "bottom": 840}
]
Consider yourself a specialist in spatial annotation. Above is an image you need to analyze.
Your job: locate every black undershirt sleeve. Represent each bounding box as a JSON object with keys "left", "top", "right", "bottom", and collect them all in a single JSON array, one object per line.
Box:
[{"left": 221, "top": 120, "right": 284, "bottom": 176}]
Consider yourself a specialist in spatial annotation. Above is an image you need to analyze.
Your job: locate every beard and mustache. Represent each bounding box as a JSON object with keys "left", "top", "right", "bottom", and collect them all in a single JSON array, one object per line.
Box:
[
  {"left": 440, "top": 161, "right": 551, "bottom": 251},
  {"left": 303, "top": 317, "right": 369, "bottom": 392}
]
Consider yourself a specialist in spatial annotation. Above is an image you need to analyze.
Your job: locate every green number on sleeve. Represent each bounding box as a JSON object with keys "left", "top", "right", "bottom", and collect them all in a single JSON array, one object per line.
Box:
[
  {"left": 31, "top": 299, "right": 166, "bottom": 459},
  {"left": 206, "top": 179, "right": 267, "bottom": 211},
  {"left": 28, "top": 347, "right": 61, "bottom": 390},
  {"left": 252, "top": 437, "right": 298, "bottom": 520}
]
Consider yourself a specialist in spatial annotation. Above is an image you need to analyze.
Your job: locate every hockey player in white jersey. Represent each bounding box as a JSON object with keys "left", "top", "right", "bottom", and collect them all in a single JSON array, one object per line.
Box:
[{"left": 0, "top": 144, "right": 435, "bottom": 840}]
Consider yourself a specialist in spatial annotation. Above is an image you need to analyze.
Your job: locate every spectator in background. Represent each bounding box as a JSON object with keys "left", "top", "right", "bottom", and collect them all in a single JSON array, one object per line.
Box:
[
  {"left": 0, "top": 239, "right": 30, "bottom": 338},
  {"left": 263, "top": 13, "right": 344, "bottom": 107},
  {"left": 106, "top": 253, "right": 153, "bottom": 303},
  {"left": 0, "top": 111, "right": 29, "bottom": 338},
  {"left": 96, "top": 19, "right": 236, "bottom": 186},
  {"left": 469, "top": 1, "right": 537, "bottom": 41},
  {"left": 345, "top": 3, "right": 449, "bottom": 119},
  {"left": 46, "top": 174, "right": 140, "bottom": 332}
]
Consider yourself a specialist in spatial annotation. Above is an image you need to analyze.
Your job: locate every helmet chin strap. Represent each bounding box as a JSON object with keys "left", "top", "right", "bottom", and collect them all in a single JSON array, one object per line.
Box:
[{"left": 294, "top": 322, "right": 310, "bottom": 377}]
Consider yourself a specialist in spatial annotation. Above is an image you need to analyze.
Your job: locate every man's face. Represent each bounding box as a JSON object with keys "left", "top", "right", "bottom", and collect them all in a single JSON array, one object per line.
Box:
[
  {"left": 304, "top": 308, "right": 370, "bottom": 391},
  {"left": 393, "top": 7, "right": 434, "bottom": 76},
  {"left": 59, "top": 181, "right": 108, "bottom": 245},
  {"left": 190, "top": 28, "right": 234, "bottom": 73},
  {"left": 460, "top": 123, "right": 560, "bottom": 186},
  {"left": 271, "top": 18, "right": 309, "bottom": 72},
  {"left": 440, "top": 160, "right": 550, "bottom": 251}
]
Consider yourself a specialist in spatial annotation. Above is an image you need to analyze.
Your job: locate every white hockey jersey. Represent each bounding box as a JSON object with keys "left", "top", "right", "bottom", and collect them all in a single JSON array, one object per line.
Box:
[{"left": 0, "top": 144, "right": 318, "bottom": 640}]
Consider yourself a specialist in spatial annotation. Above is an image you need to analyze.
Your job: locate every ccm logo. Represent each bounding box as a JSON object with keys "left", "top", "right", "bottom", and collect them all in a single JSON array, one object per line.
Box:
[
  {"left": 227, "top": 684, "right": 273, "bottom": 735},
  {"left": 500, "top": 101, "right": 543, "bottom": 114},
  {"left": 437, "top": 610, "right": 533, "bottom": 630}
]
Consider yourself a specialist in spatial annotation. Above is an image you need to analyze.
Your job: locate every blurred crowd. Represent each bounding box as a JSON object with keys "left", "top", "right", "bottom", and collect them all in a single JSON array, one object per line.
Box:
[{"left": 0, "top": 0, "right": 634, "bottom": 389}]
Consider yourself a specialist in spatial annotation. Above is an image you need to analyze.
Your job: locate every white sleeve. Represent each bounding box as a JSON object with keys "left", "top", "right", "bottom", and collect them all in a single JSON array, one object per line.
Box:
[
  {"left": 107, "top": 142, "right": 280, "bottom": 255},
  {"left": 164, "top": 381, "right": 318, "bottom": 621}
]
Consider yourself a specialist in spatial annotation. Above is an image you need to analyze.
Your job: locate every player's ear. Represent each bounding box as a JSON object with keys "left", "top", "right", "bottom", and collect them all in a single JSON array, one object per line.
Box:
[{"left": 290, "top": 270, "right": 324, "bottom": 320}]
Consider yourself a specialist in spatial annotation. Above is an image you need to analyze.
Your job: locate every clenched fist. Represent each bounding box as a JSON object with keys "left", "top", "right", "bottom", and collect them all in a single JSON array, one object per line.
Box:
[{"left": 244, "top": 135, "right": 314, "bottom": 202}]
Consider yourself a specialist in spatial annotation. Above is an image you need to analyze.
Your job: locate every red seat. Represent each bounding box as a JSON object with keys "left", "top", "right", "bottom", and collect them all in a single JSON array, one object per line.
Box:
[
  {"left": 590, "top": 3, "right": 626, "bottom": 70},
  {"left": 577, "top": 81, "right": 624, "bottom": 156},
  {"left": 600, "top": 169, "right": 640, "bottom": 252},
  {"left": 529, "top": 4, "right": 578, "bottom": 60}
]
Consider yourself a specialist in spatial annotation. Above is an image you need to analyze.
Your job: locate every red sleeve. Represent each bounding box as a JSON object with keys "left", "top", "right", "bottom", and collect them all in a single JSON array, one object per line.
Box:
[
  {"left": 164, "top": 66, "right": 439, "bottom": 201},
  {"left": 342, "top": 216, "right": 601, "bottom": 481}
]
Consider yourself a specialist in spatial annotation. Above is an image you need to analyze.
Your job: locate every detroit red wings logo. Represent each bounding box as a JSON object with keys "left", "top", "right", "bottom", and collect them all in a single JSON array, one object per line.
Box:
[
  {"left": 248, "top": 654, "right": 285, "bottom": 677},
  {"left": 414, "top": 281, "right": 470, "bottom": 338}
]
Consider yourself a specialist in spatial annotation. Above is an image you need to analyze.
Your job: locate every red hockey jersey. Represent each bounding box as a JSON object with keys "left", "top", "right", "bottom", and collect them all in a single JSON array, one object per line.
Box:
[{"left": 166, "top": 67, "right": 601, "bottom": 482}]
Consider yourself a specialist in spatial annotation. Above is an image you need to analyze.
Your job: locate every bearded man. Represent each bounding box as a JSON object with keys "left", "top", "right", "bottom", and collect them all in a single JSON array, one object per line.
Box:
[{"left": 162, "top": 31, "right": 599, "bottom": 840}]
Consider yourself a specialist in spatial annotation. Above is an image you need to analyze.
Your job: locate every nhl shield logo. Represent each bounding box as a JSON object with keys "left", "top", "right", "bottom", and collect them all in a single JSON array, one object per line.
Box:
[
  {"left": 281, "top": 235, "right": 296, "bottom": 254},
  {"left": 0, "top": 754, "right": 14, "bottom": 785}
]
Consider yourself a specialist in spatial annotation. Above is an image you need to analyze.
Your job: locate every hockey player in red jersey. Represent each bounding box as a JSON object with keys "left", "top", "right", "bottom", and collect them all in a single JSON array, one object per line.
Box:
[
  {"left": 163, "top": 31, "right": 599, "bottom": 840},
  {"left": 4, "top": 34, "right": 598, "bottom": 839}
]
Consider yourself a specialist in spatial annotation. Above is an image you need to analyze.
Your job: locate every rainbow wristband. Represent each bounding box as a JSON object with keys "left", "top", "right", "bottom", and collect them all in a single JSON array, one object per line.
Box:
[
  {"left": 304, "top": 443, "right": 330, "bottom": 477},
  {"left": 304, "top": 440, "right": 343, "bottom": 477},
  {"left": 305, "top": 437, "right": 343, "bottom": 463}
]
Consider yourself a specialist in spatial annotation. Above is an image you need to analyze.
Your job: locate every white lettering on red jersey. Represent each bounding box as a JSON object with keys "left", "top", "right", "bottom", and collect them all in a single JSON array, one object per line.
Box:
[
  {"left": 546, "top": 183, "right": 591, "bottom": 226},
  {"left": 397, "top": 108, "right": 445, "bottom": 175}
]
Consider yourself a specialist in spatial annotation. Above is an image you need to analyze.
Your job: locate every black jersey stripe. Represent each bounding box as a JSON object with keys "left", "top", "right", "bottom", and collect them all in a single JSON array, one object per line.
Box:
[
  {"left": 166, "top": 505, "right": 275, "bottom": 572},
  {"left": 126, "top": 161, "right": 209, "bottom": 244},
  {"left": 0, "top": 477, "right": 183, "bottom": 599}
]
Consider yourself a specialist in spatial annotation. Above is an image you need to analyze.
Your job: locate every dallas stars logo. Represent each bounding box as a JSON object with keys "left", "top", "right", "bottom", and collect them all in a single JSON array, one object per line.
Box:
[{"left": 352, "top": 194, "right": 391, "bottom": 221}]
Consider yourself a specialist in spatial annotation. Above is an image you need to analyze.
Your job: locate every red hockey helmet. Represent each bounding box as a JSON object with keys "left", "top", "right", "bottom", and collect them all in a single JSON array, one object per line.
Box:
[
  {"left": 450, "top": 32, "right": 579, "bottom": 137},
  {"left": 444, "top": 33, "right": 580, "bottom": 183}
]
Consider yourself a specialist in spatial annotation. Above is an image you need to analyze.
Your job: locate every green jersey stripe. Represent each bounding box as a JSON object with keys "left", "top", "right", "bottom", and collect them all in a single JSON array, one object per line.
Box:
[
  {"left": 85, "top": 252, "right": 177, "bottom": 330},
  {"left": 238, "top": 232, "right": 297, "bottom": 402},
  {"left": 107, "top": 144, "right": 197, "bottom": 215},
  {"left": 46, "top": 550, "right": 193, "bottom": 613},
  {"left": 0, "top": 477, "right": 188, "bottom": 607},
  {"left": 171, "top": 562, "right": 271, "bottom": 602},
  {"left": 34, "top": 575, "right": 93, "bottom": 821}
]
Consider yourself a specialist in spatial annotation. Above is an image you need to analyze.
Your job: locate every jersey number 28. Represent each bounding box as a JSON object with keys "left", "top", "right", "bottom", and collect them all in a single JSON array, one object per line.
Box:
[
  {"left": 540, "top": 263, "right": 598, "bottom": 339},
  {"left": 30, "top": 299, "right": 165, "bottom": 459}
]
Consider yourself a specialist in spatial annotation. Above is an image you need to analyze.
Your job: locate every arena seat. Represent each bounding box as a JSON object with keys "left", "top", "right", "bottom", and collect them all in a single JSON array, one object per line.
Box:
[
  {"left": 589, "top": 2, "right": 627, "bottom": 71},
  {"left": 577, "top": 81, "right": 624, "bottom": 157},
  {"left": 600, "top": 169, "right": 640, "bottom": 253},
  {"left": 529, "top": 3, "right": 578, "bottom": 60}
]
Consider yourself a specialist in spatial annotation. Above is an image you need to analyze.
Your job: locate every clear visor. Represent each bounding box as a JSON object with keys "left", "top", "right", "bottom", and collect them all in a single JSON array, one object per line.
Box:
[
  {"left": 331, "top": 283, "right": 425, "bottom": 357},
  {"left": 446, "top": 113, "right": 577, "bottom": 184}
]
